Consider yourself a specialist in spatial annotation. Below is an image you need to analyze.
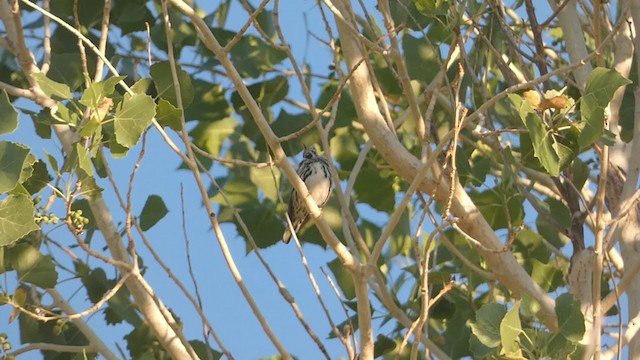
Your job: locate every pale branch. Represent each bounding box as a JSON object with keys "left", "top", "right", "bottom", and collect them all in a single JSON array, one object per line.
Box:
[
  {"left": 321, "top": 267, "right": 357, "bottom": 359},
  {"left": 368, "top": 133, "right": 451, "bottom": 266},
  {"left": 10, "top": 274, "right": 129, "bottom": 324},
  {"left": 167, "top": 0, "right": 357, "bottom": 271},
  {"left": 191, "top": 144, "right": 274, "bottom": 168},
  {"left": 197, "top": 157, "right": 329, "bottom": 358},
  {"left": 602, "top": 310, "right": 640, "bottom": 360},
  {"left": 370, "top": 271, "right": 452, "bottom": 360},
  {"left": 93, "top": 0, "right": 111, "bottom": 82},
  {"left": 438, "top": 233, "right": 496, "bottom": 280},
  {"left": 378, "top": 0, "right": 426, "bottom": 142},
  {"left": 47, "top": 288, "right": 118, "bottom": 360},
  {"left": 161, "top": 1, "right": 290, "bottom": 356},
  {"left": 7, "top": 343, "right": 97, "bottom": 357},
  {"left": 8, "top": 3, "right": 199, "bottom": 357},
  {"left": 328, "top": 0, "right": 629, "bottom": 331},
  {"left": 179, "top": 186, "right": 232, "bottom": 360},
  {"left": 549, "top": 0, "right": 592, "bottom": 88}
]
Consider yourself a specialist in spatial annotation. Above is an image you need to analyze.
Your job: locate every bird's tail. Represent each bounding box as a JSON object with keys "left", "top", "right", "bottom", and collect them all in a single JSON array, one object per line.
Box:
[{"left": 282, "top": 228, "right": 292, "bottom": 244}]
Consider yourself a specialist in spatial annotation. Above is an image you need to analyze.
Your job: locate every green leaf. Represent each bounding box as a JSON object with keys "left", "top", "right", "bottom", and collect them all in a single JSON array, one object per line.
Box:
[
  {"left": 391, "top": 211, "right": 413, "bottom": 257},
  {"left": 150, "top": 61, "right": 194, "bottom": 108},
  {"left": 403, "top": 34, "right": 440, "bottom": 83},
  {"left": 139, "top": 195, "right": 169, "bottom": 231},
  {"left": 44, "top": 151, "right": 60, "bottom": 177},
  {"left": 22, "top": 160, "right": 52, "bottom": 194},
  {"left": 130, "top": 77, "right": 153, "bottom": 95},
  {"left": 189, "top": 340, "right": 223, "bottom": 360},
  {"left": 373, "top": 334, "right": 396, "bottom": 357},
  {"left": 184, "top": 81, "right": 231, "bottom": 122},
  {"left": 329, "top": 127, "right": 359, "bottom": 171},
  {"left": 470, "top": 185, "right": 524, "bottom": 230},
  {"left": 29, "top": 110, "right": 53, "bottom": 139},
  {"left": 579, "top": 67, "right": 631, "bottom": 147},
  {"left": 231, "top": 75, "right": 288, "bottom": 110},
  {"left": 249, "top": 166, "right": 279, "bottom": 202},
  {"left": 104, "top": 286, "right": 140, "bottom": 326},
  {"left": 269, "top": 110, "right": 318, "bottom": 155},
  {"left": 7, "top": 244, "right": 58, "bottom": 288},
  {"left": 545, "top": 332, "right": 578, "bottom": 359},
  {"left": 531, "top": 259, "right": 563, "bottom": 292},
  {"left": 328, "top": 256, "right": 355, "bottom": 300},
  {"left": 32, "top": 72, "right": 71, "bottom": 100},
  {"left": 231, "top": 203, "right": 284, "bottom": 249},
  {"left": 0, "top": 90, "right": 18, "bottom": 134},
  {"left": 543, "top": 198, "right": 571, "bottom": 229},
  {"left": 555, "top": 293, "right": 585, "bottom": 341},
  {"left": 114, "top": 93, "right": 156, "bottom": 148},
  {"left": 156, "top": 99, "right": 183, "bottom": 131},
  {"left": 353, "top": 167, "right": 395, "bottom": 212},
  {"left": 210, "top": 174, "right": 258, "bottom": 207},
  {"left": 191, "top": 117, "right": 238, "bottom": 157},
  {"left": 229, "top": 35, "right": 287, "bottom": 78},
  {"left": 0, "top": 195, "right": 38, "bottom": 246},
  {"left": 76, "top": 143, "right": 94, "bottom": 176},
  {"left": 510, "top": 95, "right": 560, "bottom": 175},
  {"left": 468, "top": 303, "right": 506, "bottom": 348},
  {"left": 112, "top": 0, "right": 155, "bottom": 34},
  {"left": 54, "top": 101, "right": 80, "bottom": 125},
  {"left": 80, "top": 76, "right": 126, "bottom": 107},
  {"left": 0, "top": 141, "right": 31, "bottom": 193},
  {"left": 500, "top": 302, "right": 522, "bottom": 356},
  {"left": 18, "top": 152, "right": 37, "bottom": 184},
  {"left": 48, "top": 53, "right": 86, "bottom": 91}
]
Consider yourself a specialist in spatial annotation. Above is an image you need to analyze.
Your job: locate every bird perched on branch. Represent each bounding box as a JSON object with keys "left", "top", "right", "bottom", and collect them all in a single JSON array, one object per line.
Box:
[{"left": 283, "top": 147, "right": 333, "bottom": 243}]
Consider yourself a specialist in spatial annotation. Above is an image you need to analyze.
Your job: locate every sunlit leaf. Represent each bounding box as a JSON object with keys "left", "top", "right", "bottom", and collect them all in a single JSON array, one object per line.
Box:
[
  {"left": 579, "top": 67, "right": 631, "bottom": 147},
  {"left": 114, "top": 93, "right": 155, "bottom": 148},
  {"left": 469, "top": 303, "right": 506, "bottom": 348},
  {"left": 191, "top": 117, "right": 238, "bottom": 157},
  {"left": 80, "top": 76, "right": 126, "bottom": 107},
  {"left": 7, "top": 244, "right": 58, "bottom": 288},
  {"left": 32, "top": 72, "right": 71, "bottom": 100},
  {"left": 509, "top": 94, "right": 560, "bottom": 175},
  {"left": 0, "top": 90, "right": 18, "bottom": 134},
  {"left": 500, "top": 302, "right": 522, "bottom": 356},
  {"left": 531, "top": 259, "right": 563, "bottom": 292},
  {"left": 0, "top": 141, "right": 31, "bottom": 193},
  {"left": 249, "top": 166, "right": 279, "bottom": 202},
  {"left": 156, "top": 99, "right": 183, "bottom": 131},
  {"left": 229, "top": 35, "right": 287, "bottom": 78},
  {"left": 76, "top": 143, "right": 94, "bottom": 176}
]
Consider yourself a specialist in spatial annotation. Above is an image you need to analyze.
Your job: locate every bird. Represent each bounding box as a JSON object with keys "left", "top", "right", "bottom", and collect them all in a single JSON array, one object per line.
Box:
[{"left": 283, "top": 147, "right": 333, "bottom": 243}]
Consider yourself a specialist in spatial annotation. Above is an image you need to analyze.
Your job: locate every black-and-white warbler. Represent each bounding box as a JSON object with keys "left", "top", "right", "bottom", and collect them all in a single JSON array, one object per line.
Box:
[{"left": 283, "top": 147, "right": 333, "bottom": 243}]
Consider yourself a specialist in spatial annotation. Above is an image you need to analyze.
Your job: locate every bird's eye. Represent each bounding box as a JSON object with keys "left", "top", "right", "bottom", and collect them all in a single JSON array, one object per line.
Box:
[{"left": 304, "top": 149, "right": 316, "bottom": 159}]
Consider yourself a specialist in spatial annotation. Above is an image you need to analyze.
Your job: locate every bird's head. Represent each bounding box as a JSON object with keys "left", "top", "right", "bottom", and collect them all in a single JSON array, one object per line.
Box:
[{"left": 302, "top": 146, "right": 318, "bottom": 160}]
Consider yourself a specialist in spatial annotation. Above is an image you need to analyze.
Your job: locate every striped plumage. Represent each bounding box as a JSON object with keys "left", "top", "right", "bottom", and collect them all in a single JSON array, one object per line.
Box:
[{"left": 283, "top": 147, "right": 333, "bottom": 243}]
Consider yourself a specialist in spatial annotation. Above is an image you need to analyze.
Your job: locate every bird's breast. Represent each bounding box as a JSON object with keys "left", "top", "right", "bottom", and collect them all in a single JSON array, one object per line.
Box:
[{"left": 304, "top": 162, "right": 332, "bottom": 206}]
